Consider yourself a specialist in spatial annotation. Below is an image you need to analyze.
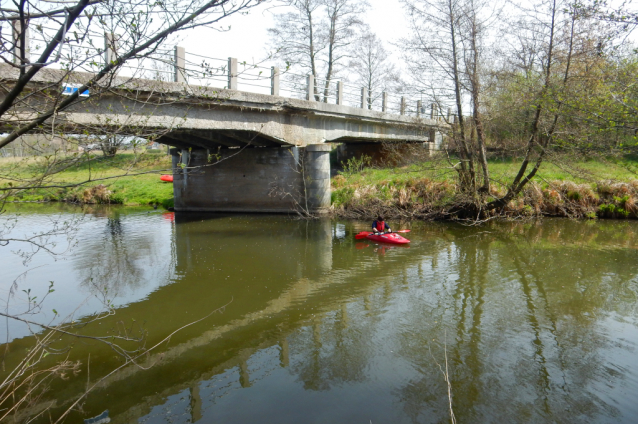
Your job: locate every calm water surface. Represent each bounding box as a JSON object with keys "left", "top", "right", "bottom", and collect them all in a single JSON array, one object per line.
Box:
[{"left": 2, "top": 204, "right": 638, "bottom": 423}]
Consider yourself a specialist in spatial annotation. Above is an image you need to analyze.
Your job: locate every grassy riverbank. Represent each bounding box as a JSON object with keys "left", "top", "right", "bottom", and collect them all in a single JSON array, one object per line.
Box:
[
  {"left": 0, "top": 152, "right": 174, "bottom": 208},
  {"left": 5, "top": 151, "right": 638, "bottom": 219},
  {"left": 332, "top": 155, "right": 638, "bottom": 219}
]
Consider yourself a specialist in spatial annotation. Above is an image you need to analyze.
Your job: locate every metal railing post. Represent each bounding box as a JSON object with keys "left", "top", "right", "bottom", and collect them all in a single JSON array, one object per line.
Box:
[
  {"left": 228, "top": 57, "right": 238, "bottom": 90},
  {"left": 271, "top": 67, "right": 280, "bottom": 96},
  {"left": 306, "top": 75, "right": 315, "bottom": 101},
  {"left": 336, "top": 81, "right": 343, "bottom": 105},
  {"left": 174, "top": 46, "right": 186, "bottom": 83},
  {"left": 382, "top": 92, "right": 388, "bottom": 112},
  {"left": 400, "top": 97, "right": 406, "bottom": 115},
  {"left": 417, "top": 100, "right": 422, "bottom": 117},
  {"left": 430, "top": 103, "right": 437, "bottom": 119}
]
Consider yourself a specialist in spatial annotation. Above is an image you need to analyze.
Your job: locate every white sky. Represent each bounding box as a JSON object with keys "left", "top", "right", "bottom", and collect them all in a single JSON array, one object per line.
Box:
[{"left": 178, "top": 0, "right": 408, "bottom": 66}]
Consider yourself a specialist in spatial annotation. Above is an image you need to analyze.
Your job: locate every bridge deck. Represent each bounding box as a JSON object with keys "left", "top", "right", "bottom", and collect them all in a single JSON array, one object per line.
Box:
[{"left": 1, "top": 64, "right": 447, "bottom": 149}]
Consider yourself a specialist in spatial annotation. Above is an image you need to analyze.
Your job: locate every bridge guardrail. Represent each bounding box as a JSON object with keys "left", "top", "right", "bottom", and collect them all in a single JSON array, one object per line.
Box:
[{"left": 9, "top": 29, "right": 454, "bottom": 122}]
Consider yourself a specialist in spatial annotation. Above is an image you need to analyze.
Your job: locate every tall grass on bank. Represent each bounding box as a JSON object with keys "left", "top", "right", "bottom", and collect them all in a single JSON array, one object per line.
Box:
[{"left": 331, "top": 155, "right": 638, "bottom": 220}]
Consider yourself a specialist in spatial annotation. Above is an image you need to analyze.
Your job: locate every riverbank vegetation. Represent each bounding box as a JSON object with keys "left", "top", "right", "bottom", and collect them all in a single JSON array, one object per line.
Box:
[
  {"left": 389, "top": 0, "right": 638, "bottom": 220},
  {"left": 332, "top": 152, "right": 638, "bottom": 220},
  {"left": 7, "top": 148, "right": 638, "bottom": 222},
  {"left": 0, "top": 151, "right": 174, "bottom": 208}
]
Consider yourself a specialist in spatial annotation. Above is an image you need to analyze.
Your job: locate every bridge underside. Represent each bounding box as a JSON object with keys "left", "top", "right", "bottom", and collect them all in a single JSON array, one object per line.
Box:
[
  {"left": 158, "top": 129, "right": 292, "bottom": 150},
  {"left": 156, "top": 130, "right": 436, "bottom": 151}
]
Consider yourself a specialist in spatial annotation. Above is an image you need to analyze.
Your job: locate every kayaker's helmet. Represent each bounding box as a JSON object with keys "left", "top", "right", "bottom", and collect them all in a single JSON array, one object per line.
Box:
[{"left": 377, "top": 215, "right": 384, "bottom": 222}]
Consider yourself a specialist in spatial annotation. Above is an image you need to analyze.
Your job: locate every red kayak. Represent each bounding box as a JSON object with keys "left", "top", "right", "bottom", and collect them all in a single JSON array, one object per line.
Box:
[
  {"left": 160, "top": 175, "right": 173, "bottom": 182},
  {"left": 359, "top": 232, "right": 410, "bottom": 244}
]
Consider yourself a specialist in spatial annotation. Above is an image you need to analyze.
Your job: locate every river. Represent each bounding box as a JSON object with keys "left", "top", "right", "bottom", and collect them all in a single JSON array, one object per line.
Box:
[{"left": 2, "top": 204, "right": 638, "bottom": 423}]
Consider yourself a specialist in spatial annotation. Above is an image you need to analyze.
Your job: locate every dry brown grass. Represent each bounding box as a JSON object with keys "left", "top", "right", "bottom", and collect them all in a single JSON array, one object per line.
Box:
[
  {"left": 333, "top": 177, "right": 638, "bottom": 220},
  {"left": 77, "top": 184, "right": 112, "bottom": 204}
]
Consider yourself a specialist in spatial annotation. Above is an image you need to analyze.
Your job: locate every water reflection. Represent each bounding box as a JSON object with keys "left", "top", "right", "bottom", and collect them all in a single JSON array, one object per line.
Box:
[
  {"left": 76, "top": 212, "right": 163, "bottom": 297},
  {"left": 2, "top": 213, "right": 638, "bottom": 423}
]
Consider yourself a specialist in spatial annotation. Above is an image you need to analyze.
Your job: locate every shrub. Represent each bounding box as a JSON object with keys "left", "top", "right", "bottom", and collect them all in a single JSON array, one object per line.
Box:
[
  {"left": 340, "top": 155, "right": 372, "bottom": 177},
  {"left": 81, "top": 184, "right": 111, "bottom": 204},
  {"left": 585, "top": 211, "right": 597, "bottom": 219}
]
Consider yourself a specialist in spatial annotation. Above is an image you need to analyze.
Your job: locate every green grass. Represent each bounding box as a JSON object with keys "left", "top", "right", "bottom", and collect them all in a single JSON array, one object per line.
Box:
[
  {"left": 1, "top": 151, "right": 174, "bottom": 207},
  {"left": 335, "top": 156, "right": 638, "bottom": 189},
  {"left": 5, "top": 151, "right": 638, "bottom": 212}
]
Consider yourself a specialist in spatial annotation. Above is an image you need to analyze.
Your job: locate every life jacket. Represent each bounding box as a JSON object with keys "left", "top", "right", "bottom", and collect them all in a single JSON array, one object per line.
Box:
[{"left": 375, "top": 221, "right": 385, "bottom": 232}]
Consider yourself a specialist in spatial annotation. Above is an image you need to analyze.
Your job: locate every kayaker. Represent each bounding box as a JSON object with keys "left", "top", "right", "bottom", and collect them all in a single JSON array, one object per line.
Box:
[{"left": 372, "top": 216, "right": 392, "bottom": 234}]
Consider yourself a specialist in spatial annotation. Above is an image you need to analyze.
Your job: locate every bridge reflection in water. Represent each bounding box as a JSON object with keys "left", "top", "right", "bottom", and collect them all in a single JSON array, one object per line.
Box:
[{"left": 3, "top": 211, "right": 638, "bottom": 423}]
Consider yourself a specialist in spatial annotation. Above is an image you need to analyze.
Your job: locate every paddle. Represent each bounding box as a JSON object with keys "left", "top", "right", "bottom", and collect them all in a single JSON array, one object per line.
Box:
[{"left": 355, "top": 230, "right": 411, "bottom": 239}]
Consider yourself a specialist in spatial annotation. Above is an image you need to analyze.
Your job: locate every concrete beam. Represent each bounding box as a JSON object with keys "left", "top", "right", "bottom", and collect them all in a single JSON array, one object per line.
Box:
[
  {"left": 158, "top": 135, "right": 198, "bottom": 150},
  {"left": 218, "top": 130, "right": 276, "bottom": 147},
  {"left": 169, "top": 131, "right": 239, "bottom": 149},
  {"left": 183, "top": 130, "right": 244, "bottom": 148}
]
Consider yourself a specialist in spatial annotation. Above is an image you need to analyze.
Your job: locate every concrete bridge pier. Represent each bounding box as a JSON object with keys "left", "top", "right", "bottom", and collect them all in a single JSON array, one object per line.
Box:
[{"left": 171, "top": 144, "right": 331, "bottom": 214}]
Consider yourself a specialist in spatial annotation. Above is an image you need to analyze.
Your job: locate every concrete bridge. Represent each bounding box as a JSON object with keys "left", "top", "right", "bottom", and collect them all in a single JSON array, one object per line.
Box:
[{"left": 1, "top": 43, "right": 448, "bottom": 213}]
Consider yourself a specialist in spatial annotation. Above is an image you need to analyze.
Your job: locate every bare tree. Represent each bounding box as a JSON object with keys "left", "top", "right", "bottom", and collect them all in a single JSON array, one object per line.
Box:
[
  {"left": 320, "top": 0, "right": 368, "bottom": 100},
  {"left": 350, "top": 30, "right": 399, "bottom": 109},
  {"left": 268, "top": 0, "right": 368, "bottom": 101},
  {"left": 268, "top": 0, "right": 325, "bottom": 100},
  {"left": 486, "top": 0, "right": 586, "bottom": 210},
  {"left": 400, "top": 0, "right": 494, "bottom": 198},
  {"left": 399, "top": 0, "right": 612, "bottom": 216}
]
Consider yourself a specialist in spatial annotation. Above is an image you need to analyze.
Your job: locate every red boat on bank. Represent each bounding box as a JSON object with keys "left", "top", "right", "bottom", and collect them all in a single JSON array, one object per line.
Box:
[{"left": 160, "top": 175, "right": 173, "bottom": 183}]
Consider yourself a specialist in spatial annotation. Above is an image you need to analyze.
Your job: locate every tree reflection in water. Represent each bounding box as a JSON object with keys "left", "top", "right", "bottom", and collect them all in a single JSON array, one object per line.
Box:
[
  {"left": 4, "top": 215, "right": 638, "bottom": 423},
  {"left": 394, "top": 221, "right": 638, "bottom": 423},
  {"left": 75, "top": 209, "right": 175, "bottom": 301}
]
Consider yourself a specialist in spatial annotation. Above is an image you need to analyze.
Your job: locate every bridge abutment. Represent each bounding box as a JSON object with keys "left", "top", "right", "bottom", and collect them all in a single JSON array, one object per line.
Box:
[{"left": 171, "top": 145, "right": 331, "bottom": 214}]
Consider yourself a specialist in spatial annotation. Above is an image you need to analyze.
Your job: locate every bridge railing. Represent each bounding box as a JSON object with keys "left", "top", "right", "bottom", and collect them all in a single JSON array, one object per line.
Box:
[{"left": 8, "top": 28, "right": 452, "bottom": 121}]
